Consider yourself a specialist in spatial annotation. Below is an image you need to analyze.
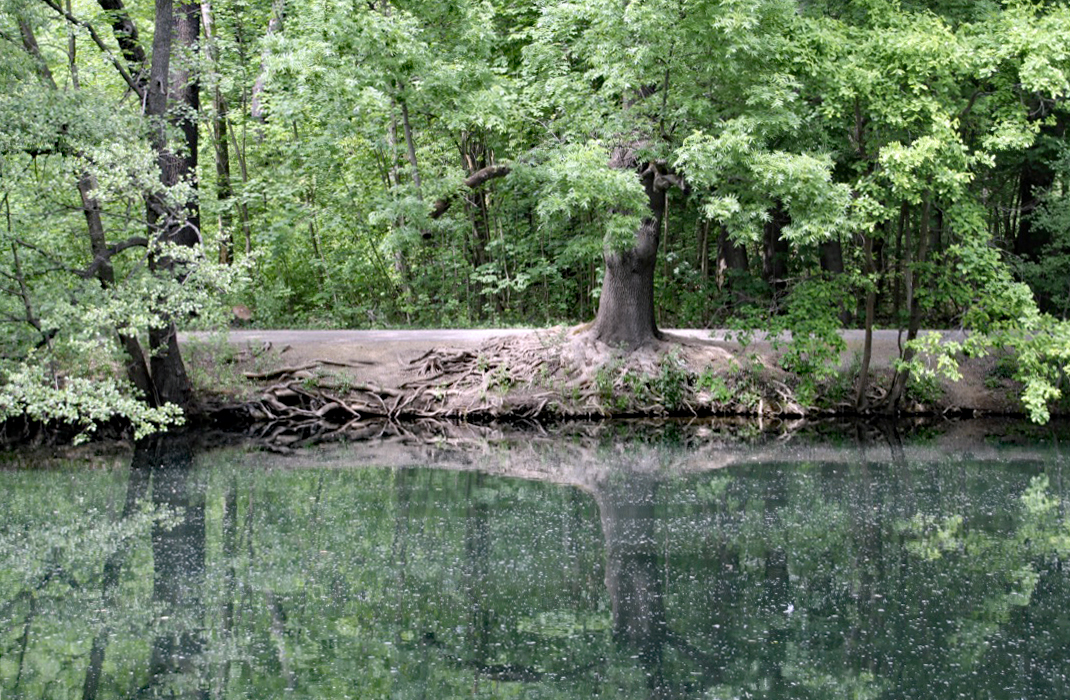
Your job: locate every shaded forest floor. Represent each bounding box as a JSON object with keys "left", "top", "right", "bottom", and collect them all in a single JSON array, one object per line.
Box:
[{"left": 182, "top": 327, "right": 1028, "bottom": 450}]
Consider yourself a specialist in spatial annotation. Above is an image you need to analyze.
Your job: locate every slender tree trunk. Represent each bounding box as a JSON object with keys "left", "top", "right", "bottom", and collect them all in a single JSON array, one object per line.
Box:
[
  {"left": 20, "top": 12, "right": 157, "bottom": 402},
  {"left": 400, "top": 98, "right": 422, "bottom": 198},
  {"left": 66, "top": 0, "right": 79, "bottom": 88},
  {"left": 886, "top": 195, "right": 931, "bottom": 410},
  {"left": 856, "top": 232, "right": 876, "bottom": 411},
  {"left": 250, "top": 0, "right": 285, "bottom": 124},
  {"left": 201, "top": 0, "right": 236, "bottom": 264},
  {"left": 225, "top": 118, "right": 254, "bottom": 254},
  {"left": 762, "top": 203, "right": 790, "bottom": 300},
  {"left": 17, "top": 14, "right": 55, "bottom": 84}
]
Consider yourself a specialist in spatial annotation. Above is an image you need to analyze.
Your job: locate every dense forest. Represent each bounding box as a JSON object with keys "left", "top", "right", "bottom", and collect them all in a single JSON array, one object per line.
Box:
[{"left": 1, "top": 0, "right": 1069, "bottom": 431}]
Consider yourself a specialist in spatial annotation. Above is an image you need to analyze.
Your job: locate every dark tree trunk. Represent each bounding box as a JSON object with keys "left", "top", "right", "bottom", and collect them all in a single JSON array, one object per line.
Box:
[
  {"left": 856, "top": 232, "right": 876, "bottom": 411},
  {"left": 96, "top": 0, "right": 147, "bottom": 86},
  {"left": 886, "top": 195, "right": 932, "bottom": 410},
  {"left": 1014, "top": 123, "right": 1063, "bottom": 262},
  {"left": 595, "top": 476, "right": 667, "bottom": 694},
  {"left": 716, "top": 225, "right": 749, "bottom": 287},
  {"left": 589, "top": 160, "right": 665, "bottom": 349},
  {"left": 819, "top": 237, "right": 852, "bottom": 326},
  {"left": 144, "top": 0, "right": 199, "bottom": 408},
  {"left": 819, "top": 238, "right": 844, "bottom": 275},
  {"left": 762, "top": 204, "right": 790, "bottom": 297}
]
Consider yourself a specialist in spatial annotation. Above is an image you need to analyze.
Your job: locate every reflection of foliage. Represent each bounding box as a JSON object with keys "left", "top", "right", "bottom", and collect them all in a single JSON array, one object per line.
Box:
[{"left": 2, "top": 441, "right": 1069, "bottom": 699}]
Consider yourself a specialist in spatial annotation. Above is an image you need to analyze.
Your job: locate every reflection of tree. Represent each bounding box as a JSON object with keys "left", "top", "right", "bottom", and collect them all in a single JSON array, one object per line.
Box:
[
  {"left": 81, "top": 447, "right": 150, "bottom": 700},
  {"left": 142, "top": 433, "right": 208, "bottom": 699},
  {"left": 7, "top": 425, "right": 1070, "bottom": 699},
  {"left": 594, "top": 475, "right": 669, "bottom": 696}
]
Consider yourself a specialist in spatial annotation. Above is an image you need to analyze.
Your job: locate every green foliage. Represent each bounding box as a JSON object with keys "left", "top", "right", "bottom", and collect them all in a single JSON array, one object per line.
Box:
[{"left": 5, "top": 0, "right": 1070, "bottom": 428}]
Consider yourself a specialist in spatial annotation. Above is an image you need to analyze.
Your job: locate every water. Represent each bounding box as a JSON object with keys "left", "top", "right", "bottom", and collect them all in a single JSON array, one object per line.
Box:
[{"left": 1, "top": 421, "right": 1069, "bottom": 698}]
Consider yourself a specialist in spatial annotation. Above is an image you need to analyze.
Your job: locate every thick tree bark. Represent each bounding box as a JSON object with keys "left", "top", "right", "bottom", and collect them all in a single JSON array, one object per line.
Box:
[{"left": 588, "top": 160, "right": 665, "bottom": 348}]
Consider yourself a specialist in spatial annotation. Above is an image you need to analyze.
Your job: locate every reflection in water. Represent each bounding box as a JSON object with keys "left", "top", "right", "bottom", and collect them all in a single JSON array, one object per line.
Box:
[
  {"left": 146, "top": 434, "right": 206, "bottom": 698},
  {"left": 1, "top": 424, "right": 1070, "bottom": 698},
  {"left": 595, "top": 475, "right": 668, "bottom": 696}
]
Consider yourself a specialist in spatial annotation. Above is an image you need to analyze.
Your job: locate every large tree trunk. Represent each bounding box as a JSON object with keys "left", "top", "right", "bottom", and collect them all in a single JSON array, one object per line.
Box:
[
  {"left": 144, "top": 0, "right": 198, "bottom": 408},
  {"left": 588, "top": 160, "right": 665, "bottom": 349},
  {"left": 762, "top": 203, "right": 790, "bottom": 299}
]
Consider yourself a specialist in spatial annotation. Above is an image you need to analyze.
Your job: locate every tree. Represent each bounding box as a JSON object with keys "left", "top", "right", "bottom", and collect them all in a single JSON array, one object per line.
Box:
[{"left": 0, "top": 0, "right": 245, "bottom": 438}]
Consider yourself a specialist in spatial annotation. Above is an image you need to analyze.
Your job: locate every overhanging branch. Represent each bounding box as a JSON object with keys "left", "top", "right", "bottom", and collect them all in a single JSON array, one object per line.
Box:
[{"left": 429, "top": 165, "right": 511, "bottom": 220}]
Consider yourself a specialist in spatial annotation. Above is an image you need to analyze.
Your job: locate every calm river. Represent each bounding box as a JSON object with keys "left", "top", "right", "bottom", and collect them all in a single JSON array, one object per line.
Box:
[{"left": 2, "top": 420, "right": 1068, "bottom": 698}]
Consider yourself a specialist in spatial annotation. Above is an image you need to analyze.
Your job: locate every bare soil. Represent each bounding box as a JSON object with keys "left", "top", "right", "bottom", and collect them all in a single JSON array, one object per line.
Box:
[{"left": 182, "top": 327, "right": 1026, "bottom": 449}]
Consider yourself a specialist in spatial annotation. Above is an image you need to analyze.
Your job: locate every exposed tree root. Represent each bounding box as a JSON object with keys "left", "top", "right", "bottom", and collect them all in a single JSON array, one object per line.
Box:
[{"left": 229, "top": 327, "right": 823, "bottom": 449}]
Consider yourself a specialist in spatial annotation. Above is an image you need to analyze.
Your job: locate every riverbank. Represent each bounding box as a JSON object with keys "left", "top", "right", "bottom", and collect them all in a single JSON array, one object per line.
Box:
[{"left": 182, "top": 327, "right": 1029, "bottom": 449}]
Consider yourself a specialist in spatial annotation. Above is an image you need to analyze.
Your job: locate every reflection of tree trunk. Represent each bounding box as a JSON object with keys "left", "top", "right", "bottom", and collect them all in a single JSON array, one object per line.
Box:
[
  {"left": 848, "top": 458, "right": 886, "bottom": 675},
  {"left": 595, "top": 476, "right": 668, "bottom": 696},
  {"left": 82, "top": 451, "right": 151, "bottom": 700},
  {"left": 213, "top": 477, "right": 239, "bottom": 698},
  {"left": 464, "top": 471, "right": 492, "bottom": 668},
  {"left": 146, "top": 433, "right": 207, "bottom": 698}
]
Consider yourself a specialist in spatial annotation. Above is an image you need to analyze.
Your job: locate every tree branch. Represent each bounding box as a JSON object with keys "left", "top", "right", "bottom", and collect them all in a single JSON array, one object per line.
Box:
[
  {"left": 429, "top": 165, "right": 511, "bottom": 220},
  {"left": 77, "top": 235, "right": 148, "bottom": 279},
  {"left": 957, "top": 88, "right": 991, "bottom": 124},
  {"left": 37, "top": 0, "right": 145, "bottom": 101}
]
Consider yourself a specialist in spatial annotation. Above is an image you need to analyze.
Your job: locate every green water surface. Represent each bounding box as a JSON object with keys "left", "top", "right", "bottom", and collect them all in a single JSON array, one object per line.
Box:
[{"left": 1, "top": 423, "right": 1069, "bottom": 698}]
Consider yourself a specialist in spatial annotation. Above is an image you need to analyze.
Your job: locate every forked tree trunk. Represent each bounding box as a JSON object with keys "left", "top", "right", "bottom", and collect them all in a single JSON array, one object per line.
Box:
[{"left": 588, "top": 161, "right": 666, "bottom": 349}]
